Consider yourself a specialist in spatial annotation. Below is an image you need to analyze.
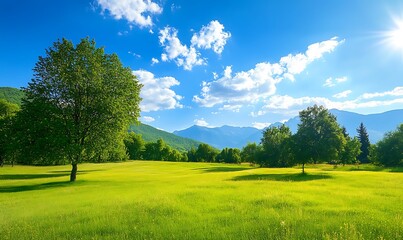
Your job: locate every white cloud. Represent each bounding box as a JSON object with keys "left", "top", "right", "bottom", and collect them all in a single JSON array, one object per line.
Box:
[
  {"left": 219, "top": 104, "right": 242, "bottom": 112},
  {"left": 142, "top": 116, "right": 155, "bottom": 122},
  {"left": 333, "top": 90, "right": 352, "bottom": 99},
  {"left": 194, "top": 118, "right": 209, "bottom": 127},
  {"left": 193, "top": 62, "right": 283, "bottom": 107},
  {"left": 260, "top": 88, "right": 403, "bottom": 114},
  {"left": 212, "top": 72, "right": 218, "bottom": 80},
  {"left": 253, "top": 122, "right": 271, "bottom": 129},
  {"left": 323, "top": 76, "right": 348, "bottom": 87},
  {"left": 194, "top": 37, "right": 344, "bottom": 108},
  {"left": 158, "top": 21, "right": 231, "bottom": 70},
  {"left": 133, "top": 70, "right": 183, "bottom": 112},
  {"left": 97, "top": 0, "right": 162, "bottom": 28},
  {"left": 191, "top": 20, "right": 231, "bottom": 54},
  {"left": 151, "top": 57, "right": 159, "bottom": 65},
  {"left": 361, "top": 86, "right": 403, "bottom": 99},
  {"left": 159, "top": 26, "right": 205, "bottom": 70},
  {"left": 280, "top": 37, "right": 343, "bottom": 80}
]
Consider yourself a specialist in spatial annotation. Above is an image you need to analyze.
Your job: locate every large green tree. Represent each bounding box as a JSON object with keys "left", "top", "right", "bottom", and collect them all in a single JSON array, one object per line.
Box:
[
  {"left": 357, "top": 122, "right": 370, "bottom": 163},
  {"left": 15, "top": 38, "right": 141, "bottom": 181},
  {"left": 294, "top": 105, "right": 345, "bottom": 173}
]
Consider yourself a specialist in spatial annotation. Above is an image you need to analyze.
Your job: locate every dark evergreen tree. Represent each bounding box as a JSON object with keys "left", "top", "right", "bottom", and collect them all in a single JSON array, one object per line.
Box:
[{"left": 357, "top": 122, "right": 370, "bottom": 163}]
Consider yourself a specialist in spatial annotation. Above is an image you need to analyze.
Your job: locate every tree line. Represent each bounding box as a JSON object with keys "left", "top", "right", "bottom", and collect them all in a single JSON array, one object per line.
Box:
[
  {"left": 123, "top": 105, "right": 402, "bottom": 173},
  {"left": 0, "top": 38, "right": 401, "bottom": 181}
]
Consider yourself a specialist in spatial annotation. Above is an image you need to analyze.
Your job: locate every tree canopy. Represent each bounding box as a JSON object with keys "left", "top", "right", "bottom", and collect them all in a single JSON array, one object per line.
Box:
[
  {"left": 294, "top": 105, "right": 345, "bottom": 173},
  {"left": 14, "top": 38, "right": 142, "bottom": 181}
]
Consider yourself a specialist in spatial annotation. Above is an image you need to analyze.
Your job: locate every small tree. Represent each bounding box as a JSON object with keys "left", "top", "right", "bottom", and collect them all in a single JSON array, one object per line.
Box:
[
  {"left": 241, "top": 142, "right": 261, "bottom": 164},
  {"left": 195, "top": 143, "right": 219, "bottom": 162},
  {"left": 217, "top": 148, "right": 241, "bottom": 164},
  {"left": 0, "top": 99, "right": 20, "bottom": 166},
  {"left": 15, "top": 38, "right": 141, "bottom": 181},
  {"left": 340, "top": 137, "right": 361, "bottom": 166},
  {"left": 260, "top": 125, "right": 294, "bottom": 167},
  {"left": 124, "top": 132, "right": 145, "bottom": 160},
  {"left": 357, "top": 122, "right": 371, "bottom": 163},
  {"left": 375, "top": 124, "right": 403, "bottom": 167}
]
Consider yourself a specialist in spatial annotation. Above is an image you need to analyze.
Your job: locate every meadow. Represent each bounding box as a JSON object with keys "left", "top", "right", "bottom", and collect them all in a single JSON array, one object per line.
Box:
[{"left": 0, "top": 161, "right": 402, "bottom": 239}]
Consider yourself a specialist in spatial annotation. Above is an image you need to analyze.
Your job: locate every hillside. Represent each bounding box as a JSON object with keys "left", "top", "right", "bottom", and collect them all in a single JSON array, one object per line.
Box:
[
  {"left": 0, "top": 87, "right": 24, "bottom": 105},
  {"left": 174, "top": 125, "right": 261, "bottom": 149},
  {"left": 129, "top": 123, "right": 201, "bottom": 151}
]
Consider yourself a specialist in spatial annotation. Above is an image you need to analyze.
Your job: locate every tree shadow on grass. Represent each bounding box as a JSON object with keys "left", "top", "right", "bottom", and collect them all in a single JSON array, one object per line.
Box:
[
  {"left": 48, "top": 169, "right": 104, "bottom": 174},
  {"left": 0, "top": 173, "right": 70, "bottom": 180},
  {"left": 231, "top": 173, "right": 332, "bottom": 182},
  {"left": 0, "top": 180, "right": 81, "bottom": 193},
  {"left": 195, "top": 166, "right": 254, "bottom": 173}
]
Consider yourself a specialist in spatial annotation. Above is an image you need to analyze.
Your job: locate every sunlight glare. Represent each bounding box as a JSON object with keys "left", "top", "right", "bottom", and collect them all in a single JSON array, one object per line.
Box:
[{"left": 383, "top": 17, "right": 403, "bottom": 54}]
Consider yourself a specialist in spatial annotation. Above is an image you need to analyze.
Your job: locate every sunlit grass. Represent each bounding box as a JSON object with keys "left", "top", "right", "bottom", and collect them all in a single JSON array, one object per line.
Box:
[{"left": 1, "top": 161, "right": 402, "bottom": 239}]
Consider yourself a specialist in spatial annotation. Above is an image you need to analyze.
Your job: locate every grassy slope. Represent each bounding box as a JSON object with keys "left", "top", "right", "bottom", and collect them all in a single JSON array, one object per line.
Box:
[
  {"left": 129, "top": 123, "right": 201, "bottom": 151},
  {"left": 0, "top": 162, "right": 402, "bottom": 239},
  {"left": 0, "top": 87, "right": 25, "bottom": 106}
]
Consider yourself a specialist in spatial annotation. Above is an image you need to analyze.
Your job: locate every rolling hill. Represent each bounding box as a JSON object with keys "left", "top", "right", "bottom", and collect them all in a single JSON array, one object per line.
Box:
[
  {"left": 0, "top": 87, "right": 25, "bottom": 105},
  {"left": 129, "top": 123, "right": 201, "bottom": 151}
]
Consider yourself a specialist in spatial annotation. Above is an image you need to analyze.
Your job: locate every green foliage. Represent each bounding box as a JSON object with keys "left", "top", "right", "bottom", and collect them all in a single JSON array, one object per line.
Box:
[
  {"left": 260, "top": 125, "right": 294, "bottom": 167},
  {"left": 14, "top": 38, "right": 141, "bottom": 181},
  {"left": 194, "top": 143, "right": 219, "bottom": 162},
  {"left": 241, "top": 142, "right": 261, "bottom": 164},
  {"left": 375, "top": 124, "right": 403, "bottom": 167},
  {"left": 0, "top": 99, "right": 20, "bottom": 166},
  {"left": 293, "top": 105, "right": 345, "bottom": 172},
  {"left": 357, "top": 122, "right": 371, "bottom": 163},
  {"left": 217, "top": 148, "right": 241, "bottom": 163},
  {"left": 124, "top": 132, "right": 145, "bottom": 160},
  {"left": 339, "top": 136, "right": 361, "bottom": 166},
  {"left": 0, "top": 162, "right": 402, "bottom": 239},
  {"left": 129, "top": 123, "right": 201, "bottom": 151},
  {"left": 0, "top": 87, "right": 25, "bottom": 106}
]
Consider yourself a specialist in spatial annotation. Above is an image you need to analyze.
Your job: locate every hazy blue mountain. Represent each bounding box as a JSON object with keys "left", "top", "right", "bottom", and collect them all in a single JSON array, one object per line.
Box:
[
  {"left": 173, "top": 125, "right": 261, "bottom": 149},
  {"left": 174, "top": 109, "right": 402, "bottom": 148}
]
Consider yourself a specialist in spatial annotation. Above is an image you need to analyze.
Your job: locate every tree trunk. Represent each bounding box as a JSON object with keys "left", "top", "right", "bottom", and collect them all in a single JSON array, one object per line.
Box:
[
  {"left": 70, "top": 163, "right": 77, "bottom": 182},
  {"left": 302, "top": 163, "right": 305, "bottom": 174}
]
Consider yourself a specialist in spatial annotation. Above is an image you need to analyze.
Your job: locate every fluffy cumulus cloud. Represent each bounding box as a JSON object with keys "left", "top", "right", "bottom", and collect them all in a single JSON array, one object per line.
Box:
[
  {"left": 133, "top": 70, "right": 183, "bottom": 112},
  {"left": 97, "top": 0, "right": 162, "bottom": 28},
  {"left": 158, "top": 20, "right": 230, "bottom": 70},
  {"left": 191, "top": 20, "right": 231, "bottom": 54},
  {"left": 159, "top": 27, "right": 205, "bottom": 70},
  {"left": 194, "top": 37, "right": 344, "bottom": 108}
]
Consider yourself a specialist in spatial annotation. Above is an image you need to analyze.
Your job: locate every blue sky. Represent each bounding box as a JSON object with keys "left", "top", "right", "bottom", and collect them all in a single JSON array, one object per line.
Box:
[{"left": 1, "top": 0, "right": 402, "bottom": 132}]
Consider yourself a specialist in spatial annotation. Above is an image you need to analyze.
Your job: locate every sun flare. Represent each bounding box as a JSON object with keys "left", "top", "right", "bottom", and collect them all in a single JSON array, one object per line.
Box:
[{"left": 383, "top": 17, "right": 403, "bottom": 54}]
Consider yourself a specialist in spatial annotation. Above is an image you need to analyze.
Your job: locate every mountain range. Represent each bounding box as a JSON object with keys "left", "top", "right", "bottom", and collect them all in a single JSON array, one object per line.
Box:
[{"left": 174, "top": 109, "right": 403, "bottom": 149}]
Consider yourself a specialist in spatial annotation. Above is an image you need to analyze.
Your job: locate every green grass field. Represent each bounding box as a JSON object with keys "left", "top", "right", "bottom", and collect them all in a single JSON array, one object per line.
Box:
[{"left": 1, "top": 161, "right": 402, "bottom": 239}]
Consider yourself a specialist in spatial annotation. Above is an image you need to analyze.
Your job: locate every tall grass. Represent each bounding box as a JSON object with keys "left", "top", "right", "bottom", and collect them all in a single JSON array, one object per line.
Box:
[{"left": 1, "top": 161, "right": 402, "bottom": 239}]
